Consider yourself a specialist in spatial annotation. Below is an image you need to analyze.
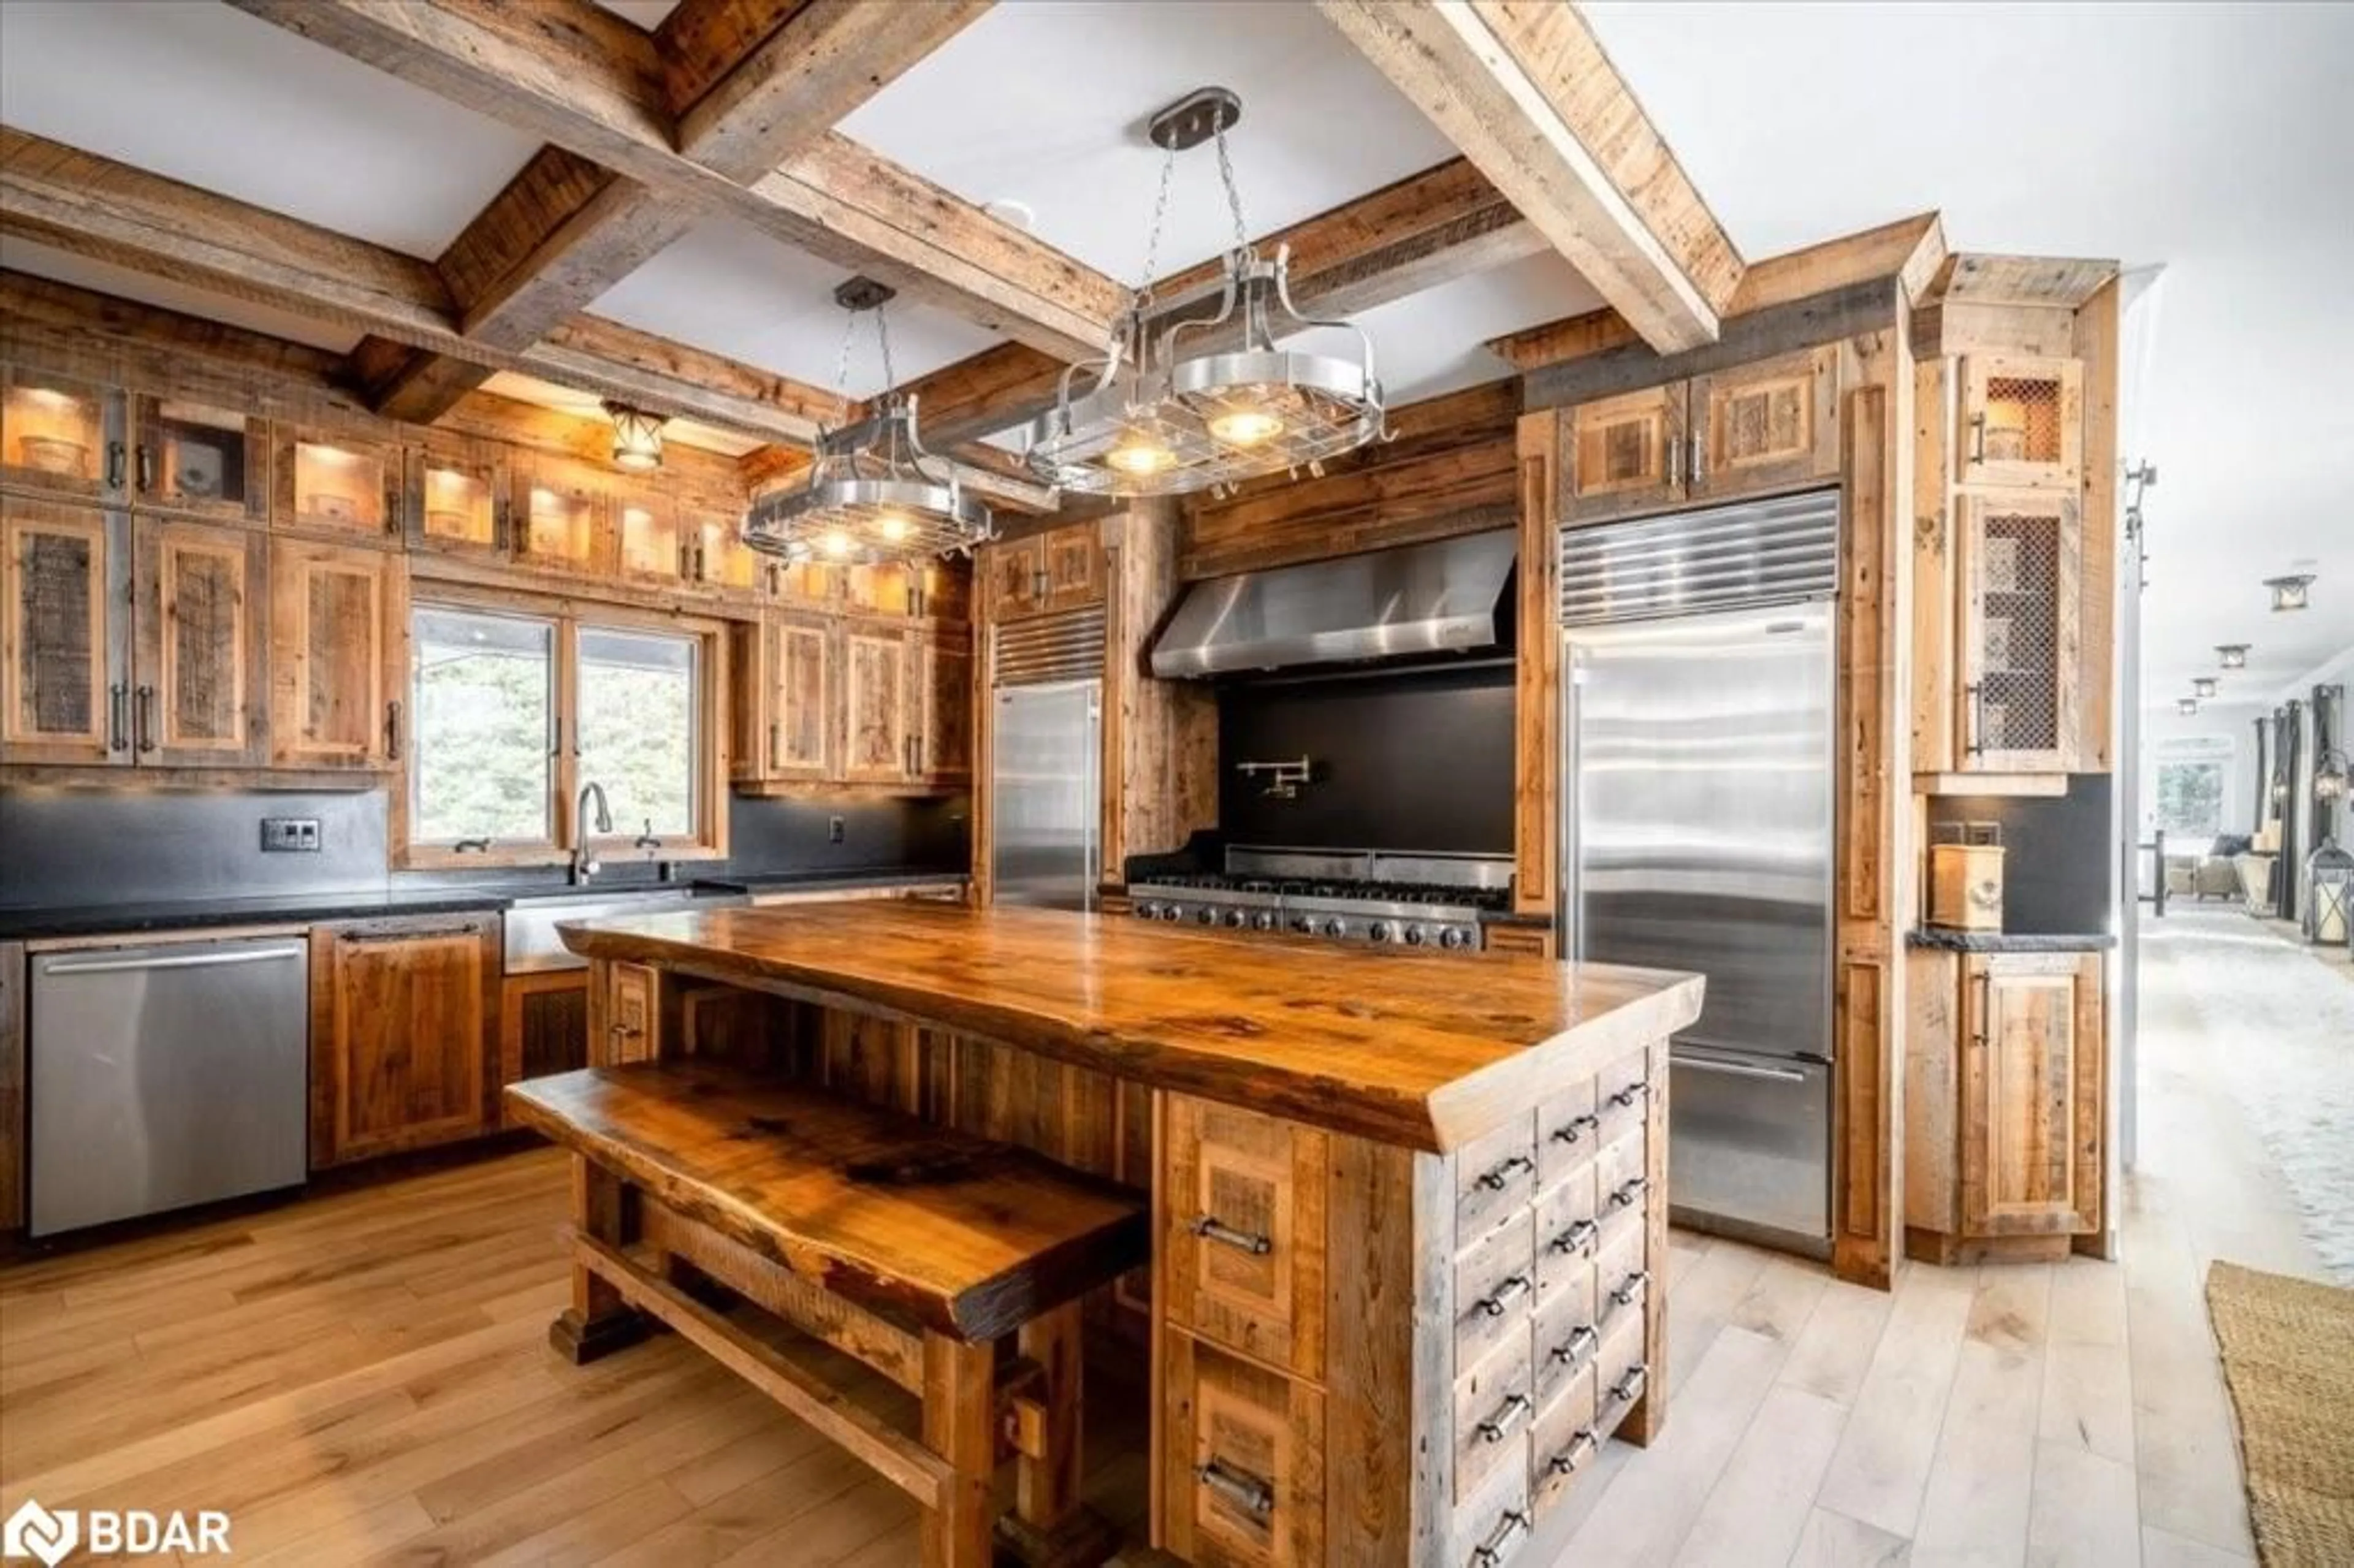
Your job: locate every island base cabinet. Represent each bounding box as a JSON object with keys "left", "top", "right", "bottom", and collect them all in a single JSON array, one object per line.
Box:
[
  {"left": 308, "top": 915, "right": 498, "bottom": 1169},
  {"left": 1160, "top": 1331, "right": 1326, "bottom": 1568}
]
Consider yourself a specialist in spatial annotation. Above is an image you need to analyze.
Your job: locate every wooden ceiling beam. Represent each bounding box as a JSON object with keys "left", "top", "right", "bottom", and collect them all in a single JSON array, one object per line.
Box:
[
  {"left": 226, "top": 0, "right": 1119, "bottom": 359},
  {"left": 1316, "top": 0, "right": 1741, "bottom": 356},
  {"left": 0, "top": 125, "right": 844, "bottom": 443},
  {"left": 888, "top": 157, "right": 1546, "bottom": 452}
]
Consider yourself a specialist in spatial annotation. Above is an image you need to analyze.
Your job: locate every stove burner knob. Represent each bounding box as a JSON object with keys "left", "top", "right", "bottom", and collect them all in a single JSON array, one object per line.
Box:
[
  {"left": 1252, "top": 911, "right": 1277, "bottom": 931},
  {"left": 1291, "top": 916, "right": 1317, "bottom": 934},
  {"left": 1160, "top": 904, "right": 1183, "bottom": 922},
  {"left": 1439, "top": 926, "right": 1470, "bottom": 950},
  {"left": 1322, "top": 918, "right": 1347, "bottom": 938},
  {"left": 1368, "top": 921, "right": 1395, "bottom": 943},
  {"left": 1133, "top": 901, "right": 1159, "bottom": 919},
  {"left": 1223, "top": 908, "right": 1247, "bottom": 929},
  {"left": 1403, "top": 924, "right": 1426, "bottom": 946},
  {"left": 1196, "top": 907, "right": 1217, "bottom": 926}
]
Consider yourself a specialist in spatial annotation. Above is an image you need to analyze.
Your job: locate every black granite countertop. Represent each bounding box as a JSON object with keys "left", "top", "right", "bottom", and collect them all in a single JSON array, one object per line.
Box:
[
  {"left": 0, "top": 867, "right": 969, "bottom": 943},
  {"left": 1905, "top": 929, "right": 2117, "bottom": 953}
]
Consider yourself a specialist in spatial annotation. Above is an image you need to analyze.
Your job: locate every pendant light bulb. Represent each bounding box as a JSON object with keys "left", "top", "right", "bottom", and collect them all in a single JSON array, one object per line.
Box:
[
  {"left": 1208, "top": 405, "right": 1286, "bottom": 447},
  {"left": 1105, "top": 429, "right": 1178, "bottom": 477},
  {"left": 877, "top": 512, "right": 912, "bottom": 543},
  {"left": 821, "top": 528, "right": 854, "bottom": 559}
]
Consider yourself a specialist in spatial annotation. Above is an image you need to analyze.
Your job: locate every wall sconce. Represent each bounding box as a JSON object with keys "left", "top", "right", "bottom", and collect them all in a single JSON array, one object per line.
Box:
[
  {"left": 2192, "top": 677, "right": 2218, "bottom": 699},
  {"left": 2177, "top": 697, "right": 2200, "bottom": 717},
  {"left": 2265, "top": 574, "right": 2314, "bottom": 612},
  {"left": 604, "top": 401, "right": 666, "bottom": 472},
  {"left": 2217, "top": 644, "right": 2249, "bottom": 669}
]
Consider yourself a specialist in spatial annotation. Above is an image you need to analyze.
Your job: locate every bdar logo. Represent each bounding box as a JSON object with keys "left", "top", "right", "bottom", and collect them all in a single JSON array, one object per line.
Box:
[{"left": 2, "top": 1499, "right": 77, "bottom": 1567}]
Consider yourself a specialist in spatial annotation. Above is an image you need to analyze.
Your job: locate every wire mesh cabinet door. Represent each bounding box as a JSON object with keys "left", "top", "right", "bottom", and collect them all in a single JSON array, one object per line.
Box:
[
  {"left": 1956, "top": 354, "right": 2083, "bottom": 492},
  {"left": 1957, "top": 493, "right": 2081, "bottom": 773}
]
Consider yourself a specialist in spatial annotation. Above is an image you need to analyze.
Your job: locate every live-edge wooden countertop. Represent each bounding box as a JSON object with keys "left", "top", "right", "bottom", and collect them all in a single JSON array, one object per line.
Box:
[{"left": 560, "top": 902, "right": 1702, "bottom": 1154}]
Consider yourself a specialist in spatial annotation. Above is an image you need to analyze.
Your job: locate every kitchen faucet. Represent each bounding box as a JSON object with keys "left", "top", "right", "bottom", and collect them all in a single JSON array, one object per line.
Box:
[{"left": 571, "top": 780, "right": 612, "bottom": 885}]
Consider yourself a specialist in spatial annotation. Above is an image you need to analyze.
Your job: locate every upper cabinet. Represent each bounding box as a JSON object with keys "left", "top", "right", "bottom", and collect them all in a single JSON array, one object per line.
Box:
[
  {"left": 1562, "top": 349, "right": 1842, "bottom": 525},
  {"left": 688, "top": 503, "right": 763, "bottom": 599},
  {"left": 981, "top": 523, "right": 1103, "bottom": 622},
  {"left": 1956, "top": 354, "right": 2082, "bottom": 492},
  {"left": 512, "top": 455, "right": 611, "bottom": 577},
  {"left": 139, "top": 395, "right": 269, "bottom": 525},
  {"left": 407, "top": 432, "right": 509, "bottom": 560},
  {"left": 1, "top": 368, "right": 124, "bottom": 505},
  {"left": 268, "top": 536, "right": 407, "bottom": 772},
  {"left": 132, "top": 515, "right": 268, "bottom": 767},
  {"left": 614, "top": 484, "right": 689, "bottom": 587},
  {"left": 275, "top": 422, "right": 400, "bottom": 541},
  {"left": 1955, "top": 493, "right": 2082, "bottom": 773},
  {"left": 1, "top": 497, "right": 126, "bottom": 766}
]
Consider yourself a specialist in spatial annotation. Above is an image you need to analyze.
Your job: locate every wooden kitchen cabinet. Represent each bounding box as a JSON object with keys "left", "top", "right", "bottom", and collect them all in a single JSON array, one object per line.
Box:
[
  {"left": 840, "top": 622, "right": 913, "bottom": 784},
  {"left": 1905, "top": 948, "right": 2105, "bottom": 1262},
  {"left": 1562, "top": 349, "right": 1842, "bottom": 524},
  {"left": 268, "top": 536, "right": 408, "bottom": 771},
  {"left": 613, "top": 484, "right": 690, "bottom": 587},
  {"left": 135, "top": 395, "right": 269, "bottom": 525},
  {"left": 1956, "top": 353, "right": 2082, "bottom": 492},
  {"left": 688, "top": 504, "right": 763, "bottom": 599},
  {"left": 910, "top": 626, "right": 972, "bottom": 786},
  {"left": 512, "top": 454, "right": 611, "bottom": 576},
  {"left": 1, "top": 497, "right": 128, "bottom": 766},
  {"left": 1564, "top": 384, "right": 1685, "bottom": 523},
  {"left": 308, "top": 913, "right": 499, "bottom": 1168},
  {"left": 1041, "top": 525, "right": 1103, "bottom": 610},
  {"left": 1954, "top": 492, "right": 2082, "bottom": 773},
  {"left": 733, "top": 611, "right": 835, "bottom": 784},
  {"left": 274, "top": 421, "right": 400, "bottom": 541},
  {"left": 406, "top": 432, "right": 509, "bottom": 560},
  {"left": 132, "top": 514, "right": 267, "bottom": 767},
  {"left": 1, "top": 367, "right": 124, "bottom": 505},
  {"left": 985, "top": 533, "right": 1044, "bottom": 618},
  {"left": 734, "top": 608, "right": 969, "bottom": 790}
]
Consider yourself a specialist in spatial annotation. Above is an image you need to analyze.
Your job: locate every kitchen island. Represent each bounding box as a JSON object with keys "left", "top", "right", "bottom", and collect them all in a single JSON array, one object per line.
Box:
[{"left": 552, "top": 901, "right": 1702, "bottom": 1568}]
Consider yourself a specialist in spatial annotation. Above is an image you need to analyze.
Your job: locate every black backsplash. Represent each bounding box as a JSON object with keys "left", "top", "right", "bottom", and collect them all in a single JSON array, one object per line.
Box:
[
  {"left": 1927, "top": 774, "right": 2114, "bottom": 935},
  {"left": 0, "top": 785, "right": 968, "bottom": 910},
  {"left": 1216, "top": 664, "right": 1515, "bottom": 854}
]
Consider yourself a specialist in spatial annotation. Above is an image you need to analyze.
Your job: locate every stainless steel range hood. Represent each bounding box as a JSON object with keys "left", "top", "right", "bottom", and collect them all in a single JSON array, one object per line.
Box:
[{"left": 1149, "top": 530, "right": 1515, "bottom": 679}]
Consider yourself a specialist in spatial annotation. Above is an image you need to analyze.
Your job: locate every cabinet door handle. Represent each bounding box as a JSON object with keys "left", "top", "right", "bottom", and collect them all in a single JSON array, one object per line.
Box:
[
  {"left": 493, "top": 495, "right": 511, "bottom": 553},
  {"left": 107, "top": 682, "right": 129, "bottom": 752},
  {"left": 134, "top": 444, "right": 154, "bottom": 493},
  {"left": 105, "top": 441, "right": 126, "bottom": 490},
  {"left": 1965, "top": 683, "right": 1986, "bottom": 757},
  {"left": 1192, "top": 1215, "right": 1272, "bottom": 1255},
  {"left": 1610, "top": 1269, "right": 1651, "bottom": 1307},
  {"left": 1689, "top": 430, "right": 1708, "bottom": 487},
  {"left": 1476, "top": 1274, "right": 1533, "bottom": 1317},
  {"left": 1550, "top": 1111, "right": 1601, "bottom": 1146},
  {"left": 1970, "top": 411, "right": 1989, "bottom": 465},
  {"left": 1547, "top": 1218, "right": 1599, "bottom": 1258},
  {"left": 1031, "top": 568, "right": 1047, "bottom": 599},
  {"left": 1663, "top": 433, "right": 1682, "bottom": 490},
  {"left": 341, "top": 923, "right": 484, "bottom": 944},
  {"left": 1607, "top": 1174, "right": 1647, "bottom": 1210},
  {"left": 1607, "top": 1080, "right": 1649, "bottom": 1110},
  {"left": 1547, "top": 1427, "right": 1602, "bottom": 1479},
  {"left": 1195, "top": 1460, "right": 1274, "bottom": 1518},
  {"left": 1973, "top": 969, "right": 1992, "bottom": 1048},
  {"left": 1471, "top": 1509, "right": 1530, "bottom": 1567},
  {"left": 134, "top": 685, "right": 155, "bottom": 753},
  {"left": 1477, "top": 1152, "right": 1534, "bottom": 1191},
  {"left": 1607, "top": 1363, "right": 1649, "bottom": 1407},
  {"left": 1476, "top": 1392, "right": 1532, "bottom": 1445},
  {"left": 911, "top": 734, "right": 923, "bottom": 777},
  {"left": 384, "top": 699, "right": 402, "bottom": 761},
  {"left": 1548, "top": 1322, "right": 1600, "bottom": 1365},
  {"left": 768, "top": 721, "right": 782, "bottom": 771}
]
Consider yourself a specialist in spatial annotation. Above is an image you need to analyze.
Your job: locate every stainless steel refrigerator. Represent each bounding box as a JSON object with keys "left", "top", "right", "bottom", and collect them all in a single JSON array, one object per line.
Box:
[
  {"left": 989, "top": 679, "right": 1102, "bottom": 910},
  {"left": 1557, "top": 490, "right": 1839, "bottom": 1254}
]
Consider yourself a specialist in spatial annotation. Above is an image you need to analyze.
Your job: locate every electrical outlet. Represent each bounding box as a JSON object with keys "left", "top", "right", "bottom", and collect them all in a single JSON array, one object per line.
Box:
[
  {"left": 261, "top": 816, "right": 321, "bottom": 852},
  {"left": 828, "top": 815, "right": 845, "bottom": 844}
]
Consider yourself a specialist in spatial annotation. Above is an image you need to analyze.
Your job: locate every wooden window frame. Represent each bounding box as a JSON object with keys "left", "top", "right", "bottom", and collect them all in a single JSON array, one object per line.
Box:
[{"left": 397, "top": 582, "right": 729, "bottom": 870}]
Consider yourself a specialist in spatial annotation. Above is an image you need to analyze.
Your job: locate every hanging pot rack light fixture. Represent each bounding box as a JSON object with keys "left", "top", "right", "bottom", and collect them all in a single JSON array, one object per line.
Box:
[
  {"left": 742, "top": 278, "right": 990, "bottom": 566},
  {"left": 1021, "top": 86, "right": 1385, "bottom": 498}
]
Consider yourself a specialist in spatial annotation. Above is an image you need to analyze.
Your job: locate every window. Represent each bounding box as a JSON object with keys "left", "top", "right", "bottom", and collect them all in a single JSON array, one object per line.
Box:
[
  {"left": 403, "top": 592, "right": 722, "bottom": 867},
  {"left": 2155, "top": 759, "right": 2226, "bottom": 841}
]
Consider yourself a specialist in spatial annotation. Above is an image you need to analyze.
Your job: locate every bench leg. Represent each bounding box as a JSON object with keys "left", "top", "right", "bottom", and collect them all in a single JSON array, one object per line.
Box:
[
  {"left": 550, "top": 1157, "right": 649, "bottom": 1365},
  {"left": 997, "top": 1303, "right": 1119, "bottom": 1568},
  {"left": 922, "top": 1333, "right": 996, "bottom": 1568}
]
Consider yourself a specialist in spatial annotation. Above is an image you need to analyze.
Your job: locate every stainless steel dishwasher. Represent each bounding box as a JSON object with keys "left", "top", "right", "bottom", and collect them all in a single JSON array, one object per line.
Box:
[{"left": 29, "top": 935, "right": 310, "bottom": 1236}]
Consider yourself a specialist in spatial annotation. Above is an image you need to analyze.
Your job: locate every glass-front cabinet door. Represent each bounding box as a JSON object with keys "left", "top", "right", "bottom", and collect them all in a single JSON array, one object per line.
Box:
[
  {"left": 1956, "top": 354, "right": 2083, "bottom": 492},
  {"left": 512, "top": 457, "right": 610, "bottom": 576},
  {"left": 1, "top": 369, "right": 124, "bottom": 504},
  {"left": 408, "top": 435, "right": 508, "bottom": 559},
  {"left": 614, "top": 485, "right": 687, "bottom": 585},
  {"left": 275, "top": 424, "right": 401, "bottom": 540},
  {"left": 135, "top": 395, "right": 267, "bottom": 523},
  {"left": 0, "top": 497, "right": 131, "bottom": 766},
  {"left": 1957, "top": 493, "right": 2081, "bottom": 773},
  {"left": 689, "top": 506, "right": 763, "bottom": 599}
]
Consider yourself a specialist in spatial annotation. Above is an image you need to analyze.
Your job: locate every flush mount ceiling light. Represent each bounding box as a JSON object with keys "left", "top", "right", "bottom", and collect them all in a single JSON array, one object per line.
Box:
[
  {"left": 2193, "top": 677, "right": 2219, "bottom": 699},
  {"left": 2218, "top": 643, "right": 2250, "bottom": 669},
  {"left": 742, "top": 278, "right": 990, "bottom": 566},
  {"left": 2178, "top": 696, "right": 2200, "bottom": 716},
  {"left": 604, "top": 401, "right": 665, "bottom": 471},
  {"left": 2266, "top": 573, "right": 2315, "bottom": 612},
  {"left": 1022, "top": 86, "right": 1385, "bottom": 498}
]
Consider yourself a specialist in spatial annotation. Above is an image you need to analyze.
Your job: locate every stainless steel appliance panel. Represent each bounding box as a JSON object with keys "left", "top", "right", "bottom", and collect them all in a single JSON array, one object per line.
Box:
[
  {"left": 1667, "top": 1047, "right": 1832, "bottom": 1249},
  {"left": 31, "top": 936, "right": 310, "bottom": 1236},
  {"left": 989, "top": 679, "right": 1102, "bottom": 911},
  {"left": 1564, "top": 602, "right": 1834, "bottom": 1062}
]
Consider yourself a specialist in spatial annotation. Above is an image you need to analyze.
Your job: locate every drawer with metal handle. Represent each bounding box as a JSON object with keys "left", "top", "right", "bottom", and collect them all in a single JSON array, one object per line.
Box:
[
  {"left": 1453, "top": 1208, "right": 1536, "bottom": 1370},
  {"left": 1592, "top": 1309, "right": 1648, "bottom": 1442},
  {"left": 1533, "top": 1269, "right": 1601, "bottom": 1407},
  {"left": 1593, "top": 1126, "right": 1648, "bottom": 1233},
  {"left": 1591, "top": 1220, "right": 1648, "bottom": 1330},
  {"left": 1452, "top": 1446, "right": 1534, "bottom": 1568},
  {"left": 1534, "top": 1162, "right": 1600, "bottom": 1300},
  {"left": 1452, "top": 1323, "right": 1533, "bottom": 1497},
  {"left": 1596, "top": 1049, "right": 1652, "bottom": 1145},
  {"left": 1162, "top": 1333, "right": 1323, "bottom": 1567},
  {"left": 1162, "top": 1095, "right": 1330, "bottom": 1378},
  {"left": 1455, "top": 1111, "right": 1539, "bottom": 1242},
  {"left": 1536, "top": 1078, "right": 1601, "bottom": 1189},
  {"left": 1530, "top": 1357, "right": 1600, "bottom": 1520}
]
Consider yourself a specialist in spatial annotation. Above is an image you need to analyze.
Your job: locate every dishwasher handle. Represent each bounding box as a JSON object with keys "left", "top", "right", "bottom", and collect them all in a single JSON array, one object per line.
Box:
[
  {"left": 1670, "top": 1052, "right": 1810, "bottom": 1085},
  {"left": 40, "top": 945, "right": 306, "bottom": 976}
]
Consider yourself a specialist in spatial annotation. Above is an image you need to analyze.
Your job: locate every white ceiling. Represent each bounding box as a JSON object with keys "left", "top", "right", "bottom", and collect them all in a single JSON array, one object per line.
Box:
[{"left": 1583, "top": 0, "right": 2354, "bottom": 712}]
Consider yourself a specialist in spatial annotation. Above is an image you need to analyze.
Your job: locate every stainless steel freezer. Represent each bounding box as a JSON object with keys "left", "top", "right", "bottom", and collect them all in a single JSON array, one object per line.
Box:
[
  {"left": 1557, "top": 491, "right": 1840, "bottom": 1253},
  {"left": 989, "top": 679, "right": 1102, "bottom": 911}
]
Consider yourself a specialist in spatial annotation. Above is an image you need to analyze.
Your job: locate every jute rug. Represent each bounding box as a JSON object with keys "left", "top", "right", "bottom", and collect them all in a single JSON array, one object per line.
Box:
[{"left": 2206, "top": 1261, "right": 2354, "bottom": 1566}]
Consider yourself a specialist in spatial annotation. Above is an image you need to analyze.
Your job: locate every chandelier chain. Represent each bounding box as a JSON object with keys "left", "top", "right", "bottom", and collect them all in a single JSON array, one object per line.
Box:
[
  {"left": 1138, "top": 144, "right": 1177, "bottom": 301},
  {"left": 1212, "top": 123, "right": 1249, "bottom": 253}
]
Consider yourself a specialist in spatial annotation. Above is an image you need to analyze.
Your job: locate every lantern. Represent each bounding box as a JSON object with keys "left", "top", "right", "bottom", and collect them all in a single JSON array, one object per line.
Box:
[{"left": 2304, "top": 838, "right": 2353, "bottom": 947}]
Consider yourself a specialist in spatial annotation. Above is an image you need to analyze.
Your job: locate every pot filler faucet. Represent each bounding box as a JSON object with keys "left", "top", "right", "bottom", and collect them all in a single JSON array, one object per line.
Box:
[{"left": 572, "top": 780, "right": 612, "bottom": 885}]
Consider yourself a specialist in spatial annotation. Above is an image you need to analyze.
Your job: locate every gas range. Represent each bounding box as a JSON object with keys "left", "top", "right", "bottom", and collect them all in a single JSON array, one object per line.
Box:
[{"left": 1130, "top": 848, "right": 1510, "bottom": 951}]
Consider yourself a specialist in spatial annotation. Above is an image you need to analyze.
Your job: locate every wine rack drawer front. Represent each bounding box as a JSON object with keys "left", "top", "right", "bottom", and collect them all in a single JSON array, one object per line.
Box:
[
  {"left": 1533, "top": 1269, "right": 1601, "bottom": 1409},
  {"left": 1453, "top": 1325, "right": 1534, "bottom": 1500},
  {"left": 1591, "top": 1219, "right": 1650, "bottom": 1333},
  {"left": 1530, "top": 1358, "right": 1601, "bottom": 1522},
  {"left": 1595, "top": 1050, "right": 1652, "bottom": 1146},
  {"left": 1456, "top": 1111, "right": 1539, "bottom": 1241},
  {"left": 1593, "top": 1125, "right": 1648, "bottom": 1225},
  {"left": 1534, "top": 1163, "right": 1601, "bottom": 1298},
  {"left": 1452, "top": 1460, "right": 1534, "bottom": 1568},
  {"left": 1162, "top": 1331, "right": 1325, "bottom": 1568},
  {"left": 1593, "top": 1309, "right": 1649, "bottom": 1439},
  {"left": 1536, "top": 1078, "right": 1601, "bottom": 1189},
  {"left": 1453, "top": 1207, "right": 1537, "bottom": 1371},
  {"left": 1163, "top": 1095, "right": 1330, "bottom": 1379}
]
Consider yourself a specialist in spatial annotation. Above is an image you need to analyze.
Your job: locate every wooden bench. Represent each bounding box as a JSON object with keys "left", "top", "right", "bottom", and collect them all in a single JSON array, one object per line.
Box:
[{"left": 506, "top": 1060, "right": 1150, "bottom": 1568}]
